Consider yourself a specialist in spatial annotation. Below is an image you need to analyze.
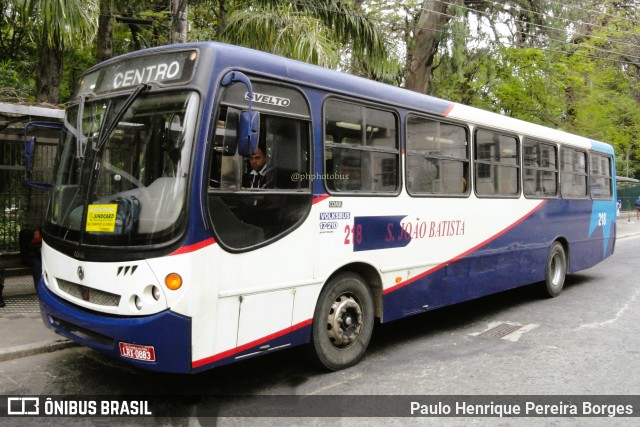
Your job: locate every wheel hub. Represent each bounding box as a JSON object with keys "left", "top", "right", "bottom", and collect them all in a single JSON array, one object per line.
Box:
[{"left": 327, "top": 293, "right": 363, "bottom": 348}]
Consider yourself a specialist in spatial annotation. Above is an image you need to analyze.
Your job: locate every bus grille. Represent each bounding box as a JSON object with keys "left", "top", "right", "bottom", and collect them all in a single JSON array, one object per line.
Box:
[{"left": 57, "top": 278, "right": 121, "bottom": 307}]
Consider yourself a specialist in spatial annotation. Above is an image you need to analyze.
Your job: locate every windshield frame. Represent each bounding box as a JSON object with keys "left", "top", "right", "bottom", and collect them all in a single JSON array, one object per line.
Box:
[{"left": 43, "top": 86, "right": 203, "bottom": 261}]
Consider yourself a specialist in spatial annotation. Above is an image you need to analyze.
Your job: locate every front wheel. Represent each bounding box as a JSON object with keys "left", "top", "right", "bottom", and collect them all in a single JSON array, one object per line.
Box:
[
  {"left": 543, "top": 242, "right": 567, "bottom": 298},
  {"left": 309, "top": 272, "right": 374, "bottom": 371}
]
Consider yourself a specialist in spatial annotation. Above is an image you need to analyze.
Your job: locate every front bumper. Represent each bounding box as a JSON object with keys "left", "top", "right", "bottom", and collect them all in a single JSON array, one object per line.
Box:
[{"left": 37, "top": 279, "right": 192, "bottom": 373}]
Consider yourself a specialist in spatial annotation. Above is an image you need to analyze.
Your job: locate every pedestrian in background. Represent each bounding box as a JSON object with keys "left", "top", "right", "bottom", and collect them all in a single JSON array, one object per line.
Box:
[{"left": 19, "top": 226, "right": 42, "bottom": 288}]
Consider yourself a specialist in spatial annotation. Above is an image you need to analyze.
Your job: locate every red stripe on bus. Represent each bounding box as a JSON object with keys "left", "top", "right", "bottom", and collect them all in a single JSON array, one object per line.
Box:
[
  {"left": 313, "top": 194, "right": 330, "bottom": 204},
  {"left": 383, "top": 200, "right": 547, "bottom": 295},
  {"left": 192, "top": 318, "right": 313, "bottom": 369},
  {"left": 442, "top": 104, "right": 455, "bottom": 117},
  {"left": 170, "top": 237, "right": 216, "bottom": 256}
]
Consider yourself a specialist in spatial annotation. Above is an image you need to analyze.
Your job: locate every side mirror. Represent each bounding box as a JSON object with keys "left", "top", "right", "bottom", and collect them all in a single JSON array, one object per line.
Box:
[
  {"left": 238, "top": 110, "right": 260, "bottom": 156},
  {"left": 24, "top": 136, "right": 36, "bottom": 176},
  {"left": 220, "top": 71, "right": 260, "bottom": 156},
  {"left": 24, "top": 121, "right": 62, "bottom": 190}
]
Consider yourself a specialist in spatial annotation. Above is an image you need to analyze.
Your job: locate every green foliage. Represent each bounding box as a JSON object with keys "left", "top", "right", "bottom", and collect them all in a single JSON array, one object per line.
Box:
[
  {"left": 26, "top": 0, "right": 98, "bottom": 49},
  {"left": 0, "top": 218, "right": 20, "bottom": 250},
  {"left": 219, "top": 0, "right": 393, "bottom": 81},
  {"left": 115, "top": 10, "right": 170, "bottom": 54},
  {"left": 60, "top": 46, "right": 95, "bottom": 103},
  {"left": 0, "top": 59, "right": 34, "bottom": 102},
  {"left": 223, "top": 3, "right": 341, "bottom": 68},
  {"left": 424, "top": 0, "right": 640, "bottom": 179}
]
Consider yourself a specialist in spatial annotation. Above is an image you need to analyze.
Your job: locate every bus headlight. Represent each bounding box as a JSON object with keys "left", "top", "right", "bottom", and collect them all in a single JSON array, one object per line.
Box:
[{"left": 134, "top": 295, "right": 142, "bottom": 310}]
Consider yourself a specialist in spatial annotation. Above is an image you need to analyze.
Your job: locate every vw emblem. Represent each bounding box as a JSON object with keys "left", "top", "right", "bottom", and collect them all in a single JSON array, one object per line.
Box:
[{"left": 77, "top": 266, "right": 84, "bottom": 281}]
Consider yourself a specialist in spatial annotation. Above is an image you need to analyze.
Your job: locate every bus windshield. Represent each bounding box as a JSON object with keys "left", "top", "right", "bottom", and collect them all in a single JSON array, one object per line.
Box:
[{"left": 44, "top": 90, "right": 200, "bottom": 248}]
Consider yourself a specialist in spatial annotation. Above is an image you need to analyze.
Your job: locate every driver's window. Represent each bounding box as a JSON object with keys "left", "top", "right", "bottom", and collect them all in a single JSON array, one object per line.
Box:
[{"left": 207, "top": 82, "right": 312, "bottom": 250}]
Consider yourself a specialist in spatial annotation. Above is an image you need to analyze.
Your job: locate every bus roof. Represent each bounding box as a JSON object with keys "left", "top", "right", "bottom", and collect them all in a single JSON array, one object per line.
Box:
[{"left": 89, "top": 42, "right": 614, "bottom": 155}]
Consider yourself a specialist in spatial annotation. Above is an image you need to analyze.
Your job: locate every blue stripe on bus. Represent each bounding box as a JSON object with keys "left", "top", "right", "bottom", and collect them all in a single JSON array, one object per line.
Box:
[
  {"left": 37, "top": 281, "right": 193, "bottom": 374},
  {"left": 381, "top": 199, "right": 615, "bottom": 322},
  {"left": 589, "top": 140, "right": 615, "bottom": 155},
  {"left": 192, "top": 319, "right": 312, "bottom": 372},
  {"left": 353, "top": 215, "right": 410, "bottom": 251},
  {"left": 590, "top": 200, "right": 617, "bottom": 258}
]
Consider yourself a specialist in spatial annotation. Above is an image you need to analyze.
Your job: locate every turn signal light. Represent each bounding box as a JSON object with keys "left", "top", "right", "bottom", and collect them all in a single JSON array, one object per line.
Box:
[{"left": 165, "top": 273, "right": 183, "bottom": 290}]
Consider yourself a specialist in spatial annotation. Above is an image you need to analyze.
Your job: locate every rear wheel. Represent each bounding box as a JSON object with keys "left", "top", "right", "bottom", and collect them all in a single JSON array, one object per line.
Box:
[
  {"left": 543, "top": 242, "right": 567, "bottom": 298},
  {"left": 309, "top": 272, "right": 374, "bottom": 371}
]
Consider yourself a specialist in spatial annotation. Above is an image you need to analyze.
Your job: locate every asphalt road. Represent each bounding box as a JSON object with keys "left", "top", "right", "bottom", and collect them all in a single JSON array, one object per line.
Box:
[{"left": 1, "top": 235, "right": 639, "bottom": 426}]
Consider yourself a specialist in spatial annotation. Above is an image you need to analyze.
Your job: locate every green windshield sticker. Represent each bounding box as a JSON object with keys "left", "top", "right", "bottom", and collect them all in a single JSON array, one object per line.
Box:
[{"left": 86, "top": 204, "right": 118, "bottom": 232}]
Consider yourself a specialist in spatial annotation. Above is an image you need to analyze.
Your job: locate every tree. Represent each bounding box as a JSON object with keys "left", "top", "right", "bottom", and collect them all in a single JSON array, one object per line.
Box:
[
  {"left": 171, "top": 0, "right": 187, "bottom": 44},
  {"left": 0, "top": 0, "right": 33, "bottom": 100},
  {"left": 0, "top": 0, "right": 30, "bottom": 61},
  {"left": 404, "top": 0, "right": 570, "bottom": 94},
  {"left": 96, "top": 0, "right": 113, "bottom": 62},
  {"left": 27, "top": 0, "right": 97, "bottom": 104},
  {"left": 218, "top": 0, "right": 392, "bottom": 80},
  {"left": 404, "top": 0, "right": 451, "bottom": 93}
]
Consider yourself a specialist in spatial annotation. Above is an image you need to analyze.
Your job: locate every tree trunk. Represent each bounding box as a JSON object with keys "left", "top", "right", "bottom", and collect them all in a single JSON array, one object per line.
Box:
[
  {"left": 96, "top": 0, "right": 113, "bottom": 62},
  {"left": 171, "top": 0, "right": 188, "bottom": 43},
  {"left": 36, "top": 46, "right": 63, "bottom": 104},
  {"left": 404, "top": 0, "right": 452, "bottom": 94},
  {"left": 215, "top": 0, "right": 228, "bottom": 38}
]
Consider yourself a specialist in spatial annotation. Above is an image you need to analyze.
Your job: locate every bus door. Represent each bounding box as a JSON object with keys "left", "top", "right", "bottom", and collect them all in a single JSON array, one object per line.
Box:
[{"left": 207, "top": 76, "right": 313, "bottom": 352}]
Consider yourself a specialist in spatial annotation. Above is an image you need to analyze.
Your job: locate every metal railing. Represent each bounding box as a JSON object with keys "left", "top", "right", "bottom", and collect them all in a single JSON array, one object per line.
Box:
[{"left": 1, "top": 104, "right": 62, "bottom": 253}]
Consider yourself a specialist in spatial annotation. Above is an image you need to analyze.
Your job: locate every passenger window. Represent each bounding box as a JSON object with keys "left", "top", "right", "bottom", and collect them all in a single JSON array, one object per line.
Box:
[
  {"left": 523, "top": 139, "right": 558, "bottom": 198},
  {"left": 324, "top": 99, "right": 399, "bottom": 193},
  {"left": 560, "top": 148, "right": 588, "bottom": 198},
  {"left": 207, "top": 82, "right": 311, "bottom": 250},
  {"left": 590, "top": 153, "right": 612, "bottom": 199},
  {"left": 406, "top": 115, "right": 469, "bottom": 196},
  {"left": 474, "top": 129, "right": 520, "bottom": 197}
]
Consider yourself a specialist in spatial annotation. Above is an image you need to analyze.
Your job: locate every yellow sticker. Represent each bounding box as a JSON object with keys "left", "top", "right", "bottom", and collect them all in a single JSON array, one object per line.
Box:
[{"left": 86, "top": 204, "right": 118, "bottom": 232}]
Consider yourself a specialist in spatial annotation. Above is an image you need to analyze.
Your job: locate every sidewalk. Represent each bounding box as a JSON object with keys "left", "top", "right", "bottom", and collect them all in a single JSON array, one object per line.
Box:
[
  {"left": 0, "top": 275, "right": 77, "bottom": 362},
  {"left": 1, "top": 216, "right": 640, "bottom": 363},
  {"left": 616, "top": 210, "right": 640, "bottom": 239}
]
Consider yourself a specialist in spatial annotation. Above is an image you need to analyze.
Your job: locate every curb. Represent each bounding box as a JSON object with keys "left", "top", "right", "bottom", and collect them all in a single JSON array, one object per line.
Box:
[
  {"left": 618, "top": 232, "right": 640, "bottom": 239},
  {"left": 0, "top": 339, "right": 79, "bottom": 363}
]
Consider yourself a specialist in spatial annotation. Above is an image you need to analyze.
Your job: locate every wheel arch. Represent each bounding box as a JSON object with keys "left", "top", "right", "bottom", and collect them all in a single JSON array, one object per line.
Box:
[
  {"left": 553, "top": 236, "right": 570, "bottom": 272},
  {"left": 324, "top": 262, "right": 383, "bottom": 320}
]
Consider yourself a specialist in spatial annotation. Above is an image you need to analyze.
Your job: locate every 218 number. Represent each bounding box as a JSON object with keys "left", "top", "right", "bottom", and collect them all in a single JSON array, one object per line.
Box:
[
  {"left": 598, "top": 212, "right": 607, "bottom": 226},
  {"left": 344, "top": 224, "right": 363, "bottom": 245}
]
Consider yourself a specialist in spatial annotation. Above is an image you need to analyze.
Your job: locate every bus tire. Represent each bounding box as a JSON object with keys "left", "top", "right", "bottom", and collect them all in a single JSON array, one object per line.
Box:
[
  {"left": 309, "top": 272, "right": 374, "bottom": 371},
  {"left": 543, "top": 242, "right": 566, "bottom": 298}
]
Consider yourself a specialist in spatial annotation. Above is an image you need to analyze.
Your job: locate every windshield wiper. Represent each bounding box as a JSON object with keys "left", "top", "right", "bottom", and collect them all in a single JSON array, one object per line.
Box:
[
  {"left": 95, "top": 83, "right": 151, "bottom": 152},
  {"left": 75, "top": 83, "right": 152, "bottom": 252}
]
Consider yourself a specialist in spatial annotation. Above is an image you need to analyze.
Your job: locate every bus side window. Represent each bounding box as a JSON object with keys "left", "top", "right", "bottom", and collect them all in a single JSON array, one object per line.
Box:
[
  {"left": 560, "top": 148, "right": 588, "bottom": 198},
  {"left": 474, "top": 129, "right": 519, "bottom": 197},
  {"left": 590, "top": 153, "right": 612, "bottom": 199},
  {"left": 406, "top": 115, "right": 469, "bottom": 196},
  {"left": 523, "top": 139, "right": 558, "bottom": 198},
  {"left": 323, "top": 99, "right": 399, "bottom": 194}
]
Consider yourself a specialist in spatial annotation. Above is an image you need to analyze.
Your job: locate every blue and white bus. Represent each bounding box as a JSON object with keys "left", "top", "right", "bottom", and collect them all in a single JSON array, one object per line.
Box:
[{"left": 29, "top": 42, "right": 616, "bottom": 373}]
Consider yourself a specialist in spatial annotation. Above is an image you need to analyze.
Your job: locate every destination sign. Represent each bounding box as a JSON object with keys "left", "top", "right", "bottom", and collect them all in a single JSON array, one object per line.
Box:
[
  {"left": 76, "top": 50, "right": 197, "bottom": 96},
  {"left": 113, "top": 61, "right": 181, "bottom": 89}
]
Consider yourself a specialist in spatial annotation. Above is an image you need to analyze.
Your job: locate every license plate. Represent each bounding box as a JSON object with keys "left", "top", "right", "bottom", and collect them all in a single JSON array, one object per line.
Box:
[{"left": 119, "top": 342, "right": 156, "bottom": 362}]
